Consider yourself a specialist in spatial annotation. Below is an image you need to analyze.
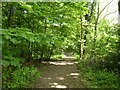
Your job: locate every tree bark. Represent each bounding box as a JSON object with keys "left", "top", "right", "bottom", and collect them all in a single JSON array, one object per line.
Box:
[
  {"left": 80, "top": 15, "right": 83, "bottom": 59},
  {"left": 44, "top": 18, "right": 47, "bottom": 32},
  {"left": 7, "top": 4, "right": 13, "bottom": 28},
  {"left": 93, "top": 2, "right": 100, "bottom": 59}
]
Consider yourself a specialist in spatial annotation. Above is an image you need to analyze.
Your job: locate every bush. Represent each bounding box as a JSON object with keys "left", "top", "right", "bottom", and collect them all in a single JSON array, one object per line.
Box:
[
  {"left": 51, "top": 54, "right": 64, "bottom": 60},
  {"left": 78, "top": 59, "right": 120, "bottom": 88},
  {"left": 85, "top": 69, "right": 120, "bottom": 88},
  {"left": 2, "top": 66, "right": 40, "bottom": 88}
]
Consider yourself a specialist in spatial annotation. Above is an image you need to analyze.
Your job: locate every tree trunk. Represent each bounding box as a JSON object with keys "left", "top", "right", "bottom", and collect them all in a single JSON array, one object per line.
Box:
[
  {"left": 44, "top": 18, "right": 47, "bottom": 32},
  {"left": 7, "top": 4, "right": 13, "bottom": 28},
  {"left": 93, "top": 2, "right": 99, "bottom": 59},
  {"left": 83, "top": 25, "right": 88, "bottom": 54},
  {"left": 80, "top": 15, "right": 83, "bottom": 59}
]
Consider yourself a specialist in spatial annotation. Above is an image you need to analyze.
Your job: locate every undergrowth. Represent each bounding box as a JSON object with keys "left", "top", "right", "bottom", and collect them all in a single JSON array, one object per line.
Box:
[
  {"left": 2, "top": 65, "right": 40, "bottom": 88},
  {"left": 78, "top": 59, "right": 120, "bottom": 88}
]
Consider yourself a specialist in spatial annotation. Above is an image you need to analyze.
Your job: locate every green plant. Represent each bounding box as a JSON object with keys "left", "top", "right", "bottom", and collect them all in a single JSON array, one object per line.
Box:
[
  {"left": 78, "top": 59, "right": 120, "bottom": 88},
  {"left": 85, "top": 69, "right": 120, "bottom": 88},
  {"left": 2, "top": 66, "right": 40, "bottom": 88},
  {"left": 74, "top": 54, "right": 80, "bottom": 60},
  {"left": 51, "top": 54, "right": 64, "bottom": 60},
  {"left": 2, "top": 2, "right": 120, "bottom": 88}
]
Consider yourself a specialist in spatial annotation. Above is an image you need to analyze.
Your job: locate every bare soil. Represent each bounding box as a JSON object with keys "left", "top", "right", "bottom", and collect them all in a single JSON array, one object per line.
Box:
[{"left": 29, "top": 60, "right": 87, "bottom": 88}]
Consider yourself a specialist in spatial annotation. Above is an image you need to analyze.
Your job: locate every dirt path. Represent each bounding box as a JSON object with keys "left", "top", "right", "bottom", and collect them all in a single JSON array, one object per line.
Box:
[{"left": 30, "top": 60, "right": 87, "bottom": 88}]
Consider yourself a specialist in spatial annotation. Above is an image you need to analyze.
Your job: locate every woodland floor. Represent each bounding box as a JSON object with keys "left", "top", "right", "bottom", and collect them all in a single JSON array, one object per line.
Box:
[{"left": 28, "top": 57, "right": 87, "bottom": 88}]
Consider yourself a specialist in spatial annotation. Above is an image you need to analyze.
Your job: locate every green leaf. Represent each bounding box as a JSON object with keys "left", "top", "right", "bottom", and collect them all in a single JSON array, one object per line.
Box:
[
  {"left": 20, "top": 3, "right": 33, "bottom": 11},
  {"left": 10, "top": 60, "right": 20, "bottom": 67},
  {"left": 29, "top": 37, "right": 35, "bottom": 42},
  {"left": 10, "top": 38, "right": 18, "bottom": 44},
  {"left": 5, "top": 35, "right": 11, "bottom": 39},
  {"left": 2, "top": 60, "right": 10, "bottom": 66}
]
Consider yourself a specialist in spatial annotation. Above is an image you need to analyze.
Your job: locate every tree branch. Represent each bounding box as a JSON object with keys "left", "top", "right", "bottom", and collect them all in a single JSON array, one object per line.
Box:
[
  {"left": 103, "top": 11, "right": 117, "bottom": 19},
  {"left": 99, "top": 0, "right": 113, "bottom": 16}
]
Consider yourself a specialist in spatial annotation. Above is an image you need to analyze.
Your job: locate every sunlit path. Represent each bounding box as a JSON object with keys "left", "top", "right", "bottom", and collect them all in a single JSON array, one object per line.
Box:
[{"left": 29, "top": 60, "right": 86, "bottom": 88}]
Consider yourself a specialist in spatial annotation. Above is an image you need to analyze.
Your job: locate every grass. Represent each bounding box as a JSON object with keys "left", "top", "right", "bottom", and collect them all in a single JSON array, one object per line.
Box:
[
  {"left": 50, "top": 54, "right": 64, "bottom": 60},
  {"left": 78, "top": 59, "right": 120, "bottom": 88},
  {"left": 2, "top": 65, "right": 40, "bottom": 88}
]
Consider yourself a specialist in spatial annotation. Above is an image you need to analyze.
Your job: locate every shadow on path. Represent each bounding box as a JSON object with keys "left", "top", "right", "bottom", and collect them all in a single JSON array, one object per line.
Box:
[{"left": 29, "top": 60, "right": 87, "bottom": 88}]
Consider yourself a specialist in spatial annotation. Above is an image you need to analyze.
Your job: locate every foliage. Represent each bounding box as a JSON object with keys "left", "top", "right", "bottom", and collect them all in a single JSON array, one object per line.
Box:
[
  {"left": 78, "top": 59, "right": 120, "bottom": 88},
  {"left": 86, "top": 69, "right": 120, "bottom": 88},
  {"left": 77, "top": 22, "right": 120, "bottom": 88},
  {"left": 51, "top": 54, "right": 64, "bottom": 60},
  {"left": 74, "top": 54, "right": 80, "bottom": 60},
  {"left": 2, "top": 1, "right": 120, "bottom": 88},
  {"left": 82, "top": 19, "right": 119, "bottom": 71},
  {"left": 2, "top": 2, "right": 89, "bottom": 88},
  {"left": 2, "top": 65, "right": 40, "bottom": 88}
]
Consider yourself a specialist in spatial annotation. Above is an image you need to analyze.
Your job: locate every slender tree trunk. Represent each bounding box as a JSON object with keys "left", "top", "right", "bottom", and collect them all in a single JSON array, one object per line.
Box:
[
  {"left": 48, "top": 49, "right": 53, "bottom": 60},
  {"left": 44, "top": 18, "right": 47, "bottom": 32},
  {"left": 7, "top": 4, "right": 13, "bottom": 28},
  {"left": 93, "top": 2, "right": 99, "bottom": 59},
  {"left": 80, "top": 15, "right": 83, "bottom": 59},
  {"left": 83, "top": 25, "right": 88, "bottom": 54},
  {"left": 118, "top": 25, "right": 120, "bottom": 65},
  {"left": 118, "top": 1, "right": 120, "bottom": 62},
  {"left": 29, "top": 18, "right": 34, "bottom": 61}
]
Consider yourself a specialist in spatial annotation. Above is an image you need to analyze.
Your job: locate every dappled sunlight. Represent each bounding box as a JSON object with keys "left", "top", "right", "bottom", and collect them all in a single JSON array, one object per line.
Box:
[
  {"left": 67, "top": 73, "right": 79, "bottom": 79},
  {"left": 72, "top": 76, "right": 79, "bottom": 79},
  {"left": 70, "top": 73, "right": 79, "bottom": 76},
  {"left": 56, "top": 85, "right": 67, "bottom": 88},
  {"left": 63, "top": 55, "right": 76, "bottom": 60},
  {"left": 43, "top": 77, "right": 52, "bottom": 80},
  {"left": 3, "top": 1, "right": 119, "bottom": 88},
  {"left": 49, "top": 83, "right": 67, "bottom": 88},
  {"left": 49, "top": 83, "right": 58, "bottom": 86},
  {"left": 41, "top": 61, "right": 78, "bottom": 66},
  {"left": 49, "top": 62, "right": 66, "bottom": 65},
  {"left": 56, "top": 76, "right": 64, "bottom": 80},
  {"left": 65, "top": 73, "right": 79, "bottom": 79}
]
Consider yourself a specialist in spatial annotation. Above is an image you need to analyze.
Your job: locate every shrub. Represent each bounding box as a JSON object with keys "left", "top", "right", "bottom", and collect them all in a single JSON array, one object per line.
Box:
[
  {"left": 78, "top": 59, "right": 120, "bottom": 88},
  {"left": 2, "top": 65, "right": 40, "bottom": 88}
]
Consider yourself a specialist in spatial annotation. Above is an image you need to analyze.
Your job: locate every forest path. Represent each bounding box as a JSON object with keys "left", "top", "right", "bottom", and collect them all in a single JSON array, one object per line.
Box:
[{"left": 29, "top": 59, "right": 87, "bottom": 88}]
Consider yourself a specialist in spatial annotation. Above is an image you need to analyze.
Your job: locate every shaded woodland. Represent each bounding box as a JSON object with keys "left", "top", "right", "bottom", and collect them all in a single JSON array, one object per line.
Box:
[{"left": 1, "top": 1, "right": 120, "bottom": 88}]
